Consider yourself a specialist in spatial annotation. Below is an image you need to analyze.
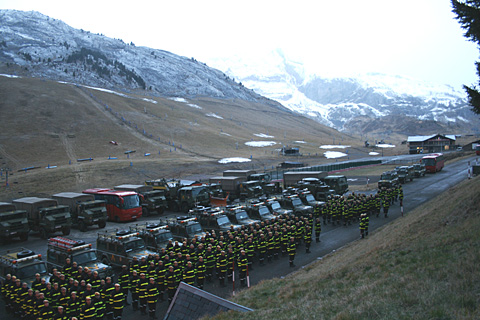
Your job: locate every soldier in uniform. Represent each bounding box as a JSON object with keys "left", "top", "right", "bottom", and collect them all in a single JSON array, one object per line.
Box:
[
  {"left": 165, "top": 266, "right": 177, "bottom": 304},
  {"left": 237, "top": 250, "right": 248, "bottom": 287},
  {"left": 288, "top": 236, "right": 296, "bottom": 268},
  {"left": 129, "top": 271, "right": 139, "bottom": 312},
  {"left": 195, "top": 256, "right": 206, "bottom": 289},
  {"left": 137, "top": 273, "right": 149, "bottom": 315},
  {"left": 146, "top": 278, "right": 158, "bottom": 319},
  {"left": 110, "top": 284, "right": 124, "bottom": 320},
  {"left": 118, "top": 265, "right": 130, "bottom": 305}
]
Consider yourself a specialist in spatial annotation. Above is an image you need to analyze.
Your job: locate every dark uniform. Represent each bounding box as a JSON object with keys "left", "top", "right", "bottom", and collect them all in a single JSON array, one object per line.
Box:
[
  {"left": 137, "top": 274, "right": 149, "bottom": 315},
  {"left": 147, "top": 278, "right": 158, "bottom": 319},
  {"left": 288, "top": 237, "right": 296, "bottom": 267},
  {"left": 110, "top": 285, "right": 124, "bottom": 320}
]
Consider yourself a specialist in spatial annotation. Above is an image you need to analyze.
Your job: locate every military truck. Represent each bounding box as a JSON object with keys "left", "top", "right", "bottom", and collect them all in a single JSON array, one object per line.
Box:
[
  {"left": 0, "top": 202, "right": 29, "bottom": 242},
  {"left": 96, "top": 230, "right": 157, "bottom": 268},
  {"left": 223, "top": 170, "right": 256, "bottom": 178},
  {"left": 265, "top": 198, "right": 294, "bottom": 216},
  {"left": 225, "top": 205, "right": 261, "bottom": 227},
  {"left": 246, "top": 201, "right": 276, "bottom": 221},
  {"left": 378, "top": 171, "right": 400, "bottom": 189},
  {"left": 12, "top": 197, "right": 71, "bottom": 239},
  {"left": 395, "top": 166, "right": 415, "bottom": 184},
  {"left": 144, "top": 179, "right": 209, "bottom": 212},
  {"left": 46, "top": 237, "right": 112, "bottom": 278},
  {"left": 114, "top": 184, "right": 168, "bottom": 216},
  {"left": 191, "top": 207, "right": 242, "bottom": 233},
  {"left": 295, "top": 178, "right": 335, "bottom": 201},
  {"left": 163, "top": 216, "right": 206, "bottom": 241},
  {"left": 296, "top": 190, "right": 325, "bottom": 209},
  {"left": 413, "top": 163, "right": 426, "bottom": 177},
  {"left": 0, "top": 248, "right": 50, "bottom": 288},
  {"left": 248, "top": 173, "right": 272, "bottom": 183},
  {"left": 322, "top": 175, "right": 349, "bottom": 195},
  {"left": 283, "top": 171, "right": 328, "bottom": 187},
  {"left": 52, "top": 192, "right": 107, "bottom": 232},
  {"left": 280, "top": 194, "right": 313, "bottom": 217},
  {"left": 129, "top": 223, "right": 174, "bottom": 251}
]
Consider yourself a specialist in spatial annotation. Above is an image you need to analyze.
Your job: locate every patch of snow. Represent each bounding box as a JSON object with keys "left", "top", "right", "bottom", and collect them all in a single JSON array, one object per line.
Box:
[
  {"left": 347, "top": 178, "right": 358, "bottom": 181},
  {"left": 376, "top": 144, "right": 396, "bottom": 148},
  {"left": 218, "top": 157, "right": 252, "bottom": 164},
  {"left": 320, "top": 145, "right": 351, "bottom": 149},
  {"left": 142, "top": 98, "right": 158, "bottom": 104},
  {"left": 220, "top": 132, "right": 231, "bottom": 136},
  {"left": 206, "top": 113, "right": 223, "bottom": 119},
  {"left": 170, "top": 97, "right": 188, "bottom": 103},
  {"left": 0, "top": 74, "right": 20, "bottom": 78},
  {"left": 324, "top": 151, "right": 347, "bottom": 159},
  {"left": 187, "top": 103, "right": 202, "bottom": 109},
  {"left": 294, "top": 141, "right": 307, "bottom": 144},
  {"left": 254, "top": 133, "right": 274, "bottom": 138},
  {"left": 245, "top": 141, "right": 276, "bottom": 147},
  {"left": 369, "top": 152, "right": 380, "bottom": 155}
]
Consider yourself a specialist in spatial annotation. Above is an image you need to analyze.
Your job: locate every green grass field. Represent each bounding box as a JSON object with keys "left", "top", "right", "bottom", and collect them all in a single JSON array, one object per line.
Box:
[{"left": 210, "top": 176, "right": 480, "bottom": 320}]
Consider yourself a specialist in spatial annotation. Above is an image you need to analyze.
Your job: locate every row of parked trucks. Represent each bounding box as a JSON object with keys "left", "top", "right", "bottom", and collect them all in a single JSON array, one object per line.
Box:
[
  {"left": 378, "top": 163, "right": 427, "bottom": 189},
  {"left": 0, "top": 170, "right": 347, "bottom": 241}
]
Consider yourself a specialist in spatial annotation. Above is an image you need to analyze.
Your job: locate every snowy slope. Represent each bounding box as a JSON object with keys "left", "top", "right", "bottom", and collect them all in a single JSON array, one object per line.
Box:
[{"left": 206, "top": 50, "right": 477, "bottom": 134}]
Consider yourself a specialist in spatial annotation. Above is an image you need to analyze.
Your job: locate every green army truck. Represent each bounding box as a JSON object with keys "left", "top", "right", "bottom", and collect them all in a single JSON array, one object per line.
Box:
[
  {"left": 246, "top": 201, "right": 276, "bottom": 221},
  {"left": 280, "top": 194, "right": 314, "bottom": 217},
  {"left": 191, "top": 206, "right": 242, "bottom": 233},
  {"left": 12, "top": 197, "right": 71, "bottom": 239},
  {"left": 164, "top": 216, "right": 207, "bottom": 241},
  {"left": 395, "top": 166, "right": 415, "bottom": 184},
  {"left": 378, "top": 171, "right": 400, "bottom": 189},
  {"left": 52, "top": 192, "right": 107, "bottom": 232},
  {"left": 114, "top": 184, "right": 168, "bottom": 216},
  {"left": 145, "top": 179, "right": 209, "bottom": 212},
  {"left": 0, "top": 202, "right": 29, "bottom": 242},
  {"left": 295, "top": 177, "right": 335, "bottom": 201},
  {"left": 321, "top": 175, "right": 349, "bottom": 195},
  {"left": 0, "top": 249, "right": 50, "bottom": 288}
]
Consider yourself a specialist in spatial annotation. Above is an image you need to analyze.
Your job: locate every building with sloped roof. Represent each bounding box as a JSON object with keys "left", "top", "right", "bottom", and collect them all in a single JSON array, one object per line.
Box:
[
  {"left": 163, "top": 282, "right": 253, "bottom": 320},
  {"left": 407, "top": 134, "right": 456, "bottom": 154}
]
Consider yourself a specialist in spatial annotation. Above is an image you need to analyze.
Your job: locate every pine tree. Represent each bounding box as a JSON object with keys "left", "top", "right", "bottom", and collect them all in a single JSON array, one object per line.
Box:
[{"left": 452, "top": 0, "right": 480, "bottom": 114}]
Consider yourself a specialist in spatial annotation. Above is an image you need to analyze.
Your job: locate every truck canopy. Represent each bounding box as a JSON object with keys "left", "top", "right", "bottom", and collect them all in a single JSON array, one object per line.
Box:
[
  {"left": 13, "top": 197, "right": 59, "bottom": 218},
  {"left": 52, "top": 192, "right": 95, "bottom": 205},
  {"left": 114, "top": 184, "right": 154, "bottom": 194}
]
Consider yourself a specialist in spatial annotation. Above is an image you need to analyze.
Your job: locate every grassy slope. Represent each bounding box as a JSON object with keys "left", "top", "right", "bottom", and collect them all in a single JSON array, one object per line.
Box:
[{"left": 211, "top": 176, "right": 480, "bottom": 320}]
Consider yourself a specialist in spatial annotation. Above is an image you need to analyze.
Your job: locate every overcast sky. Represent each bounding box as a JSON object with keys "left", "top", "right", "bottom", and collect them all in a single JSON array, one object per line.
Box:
[{"left": 1, "top": 0, "right": 479, "bottom": 89}]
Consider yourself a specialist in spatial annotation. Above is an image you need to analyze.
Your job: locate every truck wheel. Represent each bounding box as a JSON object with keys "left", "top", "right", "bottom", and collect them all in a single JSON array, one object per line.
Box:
[
  {"left": 62, "top": 226, "right": 71, "bottom": 236},
  {"left": 78, "top": 221, "right": 87, "bottom": 232},
  {"left": 181, "top": 202, "right": 189, "bottom": 213},
  {"left": 20, "top": 233, "right": 29, "bottom": 241},
  {"left": 40, "top": 228, "right": 49, "bottom": 239},
  {"left": 157, "top": 207, "right": 165, "bottom": 215},
  {"left": 142, "top": 207, "right": 149, "bottom": 217},
  {"left": 98, "top": 221, "right": 106, "bottom": 228},
  {"left": 102, "top": 257, "right": 109, "bottom": 265}
]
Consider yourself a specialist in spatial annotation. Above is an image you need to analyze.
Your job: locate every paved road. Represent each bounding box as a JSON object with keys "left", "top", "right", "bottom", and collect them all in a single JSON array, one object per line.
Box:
[{"left": 1, "top": 156, "right": 475, "bottom": 319}]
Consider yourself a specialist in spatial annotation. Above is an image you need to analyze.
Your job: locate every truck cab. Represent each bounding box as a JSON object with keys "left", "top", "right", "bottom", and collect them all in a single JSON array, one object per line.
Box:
[
  {"left": 265, "top": 198, "right": 294, "bottom": 216},
  {"left": 280, "top": 194, "right": 314, "bottom": 217},
  {"left": 0, "top": 202, "right": 29, "bottom": 242},
  {"left": 191, "top": 207, "right": 242, "bottom": 232},
  {"left": 130, "top": 223, "right": 173, "bottom": 251},
  {"left": 164, "top": 217, "right": 206, "bottom": 241},
  {"left": 246, "top": 201, "right": 276, "bottom": 221},
  {"left": 322, "top": 175, "right": 349, "bottom": 195},
  {"left": 0, "top": 249, "right": 50, "bottom": 288},
  {"left": 413, "top": 163, "right": 426, "bottom": 177},
  {"left": 225, "top": 206, "right": 260, "bottom": 226},
  {"left": 378, "top": 171, "right": 399, "bottom": 189},
  {"left": 396, "top": 166, "right": 415, "bottom": 183},
  {"left": 297, "top": 190, "right": 325, "bottom": 209},
  {"left": 12, "top": 197, "right": 72, "bottom": 239},
  {"left": 96, "top": 231, "right": 157, "bottom": 268},
  {"left": 47, "top": 237, "right": 112, "bottom": 278},
  {"left": 52, "top": 192, "right": 107, "bottom": 232}
]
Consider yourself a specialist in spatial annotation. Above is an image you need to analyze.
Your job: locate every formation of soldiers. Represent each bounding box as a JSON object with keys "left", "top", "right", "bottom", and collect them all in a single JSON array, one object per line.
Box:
[{"left": 1, "top": 186, "right": 404, "bottom": 320}]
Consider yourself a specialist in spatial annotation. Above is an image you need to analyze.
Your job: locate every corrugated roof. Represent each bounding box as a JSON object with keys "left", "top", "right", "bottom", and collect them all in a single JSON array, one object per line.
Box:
[
  {"left": 407, "top": 134, "right": 456, "bottom": 142},
  {"left": 164, "top": 282, "right": 253, "bottom": 320}
]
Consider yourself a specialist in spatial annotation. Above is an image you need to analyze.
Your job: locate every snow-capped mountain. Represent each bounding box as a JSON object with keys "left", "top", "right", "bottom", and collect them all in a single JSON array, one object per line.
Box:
[
  {"left": 206, "top": 49, "right": 479, "bottom": 134},
  {"left": 0, "top": 10, "right": 273, "bottom": 103}
]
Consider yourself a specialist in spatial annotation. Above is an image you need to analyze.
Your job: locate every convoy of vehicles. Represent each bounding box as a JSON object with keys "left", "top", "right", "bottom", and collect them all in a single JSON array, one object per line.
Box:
[
  {"left": 82, "top": 188, "right": 142, "bottom": 222},
  {"left": 12, "top": 197, "right": 71, "bottom": 239},
  {"left": 46, "top": 236, "right": 112, "bottom": 278},
  {"left": 0, "top": 202, "right": 29, "bottom": 242},
  {"left": 52, "top": 192, "right": 107, "bottom": 231}
]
